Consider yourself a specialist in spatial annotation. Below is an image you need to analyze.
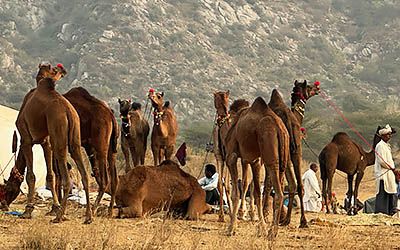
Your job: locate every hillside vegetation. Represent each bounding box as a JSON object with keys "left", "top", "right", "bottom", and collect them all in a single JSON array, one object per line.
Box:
[{"left": 1, "top": 0, "right": 399, "bottom": 158}]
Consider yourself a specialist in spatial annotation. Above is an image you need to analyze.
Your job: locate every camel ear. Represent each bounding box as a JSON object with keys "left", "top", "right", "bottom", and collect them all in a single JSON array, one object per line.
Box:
[
  {"left": 38, "top": 64, "right": 42, "bottom": 68},
  {"left": 301, "top": 80, "right": 307, "bottom": 88},
  {"left": 164, "top": 101, "right": 170, "bottom": 108},
  {"left": 118, "top": 98, "right": 122, "bottom": 104},
  {"left": 160, "top": 92, "right": 164, "bottom": 97},
  {"left": 226, "top": 90, "right": 230, "bottom": 96},
  {"left": 294, "top": 80, "right": 299, "bottom": 86}
]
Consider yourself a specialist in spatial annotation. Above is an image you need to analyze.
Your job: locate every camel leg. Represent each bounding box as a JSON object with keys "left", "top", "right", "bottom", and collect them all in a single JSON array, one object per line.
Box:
[
  {"left": 51, "top": 152, "right": 71, "bottom": 223},
  {"left": 119, "top": 204, "right": 143, "bottom": 218},
  {"left": 327, "top": 172, "right": 335, "bottom": 214},
  {"left": 93, "top": 150, "right": 109, "bottom": 216},
  {"left": 152, "top": 145, "right": 160, "bottom": 166},
  {"left": 281, "top": 163, "right": 296, "bottom": 226},
  {"left": 268, "top": 166, "right": 284, "bottom": 239},
  {"left": 187, "top": 192, "right": 211, "bottom": 220},
  {"left": 346, "top": 174, "right": 354, "bottom": 214},
  {"left": 69, "top": 145, "right": 93, "bottom": 224},
  {"left": 238, "top": 161, "right": 251, "bottom": 220},
  {"left": 107, "top": 149, "right": 118, "bottom": 216},
  {"left": 20, "top": 143, "right": 35, "bottom": 219},
  {"left": 121, "top": 137, "right": 132, "bottom": 173},
  {"left": 226, "top": 152, "right": 240, "bottom": 236},
  {"left": 224, "top": 168, "right": 233, "bottom": 215},
  {"left": 164, "top": 145, "right": 174, "bottom": 161},
  {"left": 352, "top": 171, "right": 364, "bottom": 215},
  {"left": 41, "top": 140, "right": 61, "bottom": 216},
  {"left": 251, "top": 160, "right": 267, "bottom": 236},
  {"left": 129, "top": 144, "right": 139, "bottom": 168},
  {"left": 248, "top": 181, "right": 256, "bottom": 221},
  {"left": 291, "top": 152, "right": 307, "bottom": 228},
  {"left": 263, "top": 168, "right": 271, "bottom": 219},
  {"left": 215, "top": 155, "right": 226, "bottom": 222}
]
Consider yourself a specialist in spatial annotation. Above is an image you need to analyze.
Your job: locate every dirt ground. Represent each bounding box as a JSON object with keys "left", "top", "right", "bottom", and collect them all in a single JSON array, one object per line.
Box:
[{"left": 1, "top": 153, "right": 399, "bottom": 249}]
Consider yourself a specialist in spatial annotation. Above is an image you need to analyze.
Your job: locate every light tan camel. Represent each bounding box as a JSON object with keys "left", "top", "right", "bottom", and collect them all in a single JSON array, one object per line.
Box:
[
  {"left": 212, "top": 91, "right": 253, "bottom": 222},
  {"left": 267, "top": 80, "right": 320, "bottom": 227},
  {"left": 16, "top": 65, "right": 92, "bottom": 223},
  {"left": 63, "top": 86, "right": 119, "bottom": 215},
  {"left": 115, "top": 160, "right": 211, "bottom": 219},
  {"left": 225, "top": 97, "right": 290, "bottom": 237},
  {"left": 149, "top": 92, "right": 178, "bottom": 166},
  {"left": 118, "top": 99, "right": 150, "bottom": 173},
  {"left": 319, "top": 127, "right": 381, "bottom": 215},
  {"left": 3, "top": 64, "right": 58, "bottom": 206}
]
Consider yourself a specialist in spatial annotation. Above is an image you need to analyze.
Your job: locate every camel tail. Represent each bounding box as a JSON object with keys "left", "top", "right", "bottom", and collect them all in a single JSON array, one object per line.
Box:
[
  {"left": 278, "top": 126, "right": 289, "bottom": 173},
  {"left": 110, "top": 115, "right": 118, "bottom": 153}
]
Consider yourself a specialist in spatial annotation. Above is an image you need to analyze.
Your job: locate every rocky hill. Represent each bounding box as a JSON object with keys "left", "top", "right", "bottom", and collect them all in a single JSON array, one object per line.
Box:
[{"left": 1, "top": 0, "right": 399, "bottom": 157}]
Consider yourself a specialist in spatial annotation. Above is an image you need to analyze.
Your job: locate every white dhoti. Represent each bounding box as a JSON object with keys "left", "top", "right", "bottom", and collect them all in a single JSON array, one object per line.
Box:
[{"left": 302, "top": 169, "right": 322, "bottom": 212}]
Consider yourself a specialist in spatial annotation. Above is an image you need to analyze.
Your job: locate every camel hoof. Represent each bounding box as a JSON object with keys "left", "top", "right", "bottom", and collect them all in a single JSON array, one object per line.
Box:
[
  {"left": 218, "top": 215, "right": 225, "bottom": 223},
  {"left": 84, "top": 217, "right": 93, "bottom": 224},
  {"left": 299, "top": 222, "right": 308, "bottom": 228},
  {"left": 267, "top": 228, "right": 278, "bottom": 240},
  {"left": 280, "top": 219, "right": 290, "bottom": 226},
  {"left": 46, "top": 205, "right": 60, "bottom": 216},
  {"left": 227, "top": 226, "right": 236, "bottom": 236},
  {"left": 20, "top": 212, "right": 32, "bottom": 219}
]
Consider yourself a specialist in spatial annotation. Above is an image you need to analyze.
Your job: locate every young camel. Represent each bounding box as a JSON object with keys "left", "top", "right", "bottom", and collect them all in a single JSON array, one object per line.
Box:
[
  {"left": 212, "top": 91, "right": 253, "bottom": 221},
  {"left": 118, "top": 99, "right": 150, "bottom": 173},
  {"left": 225, "top": 97, "right": 290, "bottom": 238},
  {"left": 16, "top": 65, "right": 92, "bottom": 223},
  {"left": 148, "top": 91, "right": 178, "bottom": 166}
]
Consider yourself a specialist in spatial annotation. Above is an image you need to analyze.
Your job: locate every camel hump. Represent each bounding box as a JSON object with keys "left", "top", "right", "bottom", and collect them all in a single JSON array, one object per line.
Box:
[
  {"left": 331, "top": 132, "right": 350, "bottom": 142},
  {"left": 269, "top": 89, "right": 285, "bottom": 107},
  {"left": 131, "top": 102, "right": 142, "bottom": 111},
  {"left": 250, "top": 97, "right": 269, "bottom": 113},
  {"left": 229, "top": 99, "right": 249, "bottom": 113},
  {"left": 66, "top": 87, "right": 105, "bottom": 106},
  {"left": 164, "top": 101, "right": 171, "bottom": 108}
]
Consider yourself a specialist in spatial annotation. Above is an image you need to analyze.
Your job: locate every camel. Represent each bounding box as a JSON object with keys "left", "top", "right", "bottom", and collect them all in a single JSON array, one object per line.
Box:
[
  {"left": 148, "top": 91, "right": 178, "bottom": 166},
  {"left": 118, "top": 99, "right": 150, "bottom": 173},
  {"left": 2, "top": 64, "right": 57, "bottom": 207},
  {"left": 115, "top": 160, "right": 211, "bottom": 219},
  {"left": 267, "top": 80, "right": 320, "bottom": 227},
  {"left": 16, "top": 64, "right": 92, "bottom": 223},
  {"left": 212, "top": 91, "right": 253, "bottom": 221},
  {"left": 63, "top": 86, "right": 119, "bottom": 215},
  {"left": 319, "top": 126, "right": 381, "bottom": 215},
  {"left": 224, "top": 97, "right": 290, "bottom": 237}
]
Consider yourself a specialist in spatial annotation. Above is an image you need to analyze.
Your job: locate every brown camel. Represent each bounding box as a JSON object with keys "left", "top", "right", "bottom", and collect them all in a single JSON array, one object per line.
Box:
[
  {"left": 63, "top": 86, "right": 119, "bottom": 215},
  {"left": 267, "top": 80, "right": 320, "bottom": 227},
  {"left": 16, "top": 64, "right": 92, "bottom": 223},
  {"left": 2, "top": 64, "right": 58, "bottom": 207},
  {"left": 224, "top": 97, "right": 290, "bottom": 237},
  {"left": 115, "top": 160, "right": 210, "bottom": 219},
  {"left": 319, "top": 127, "right": 381, "bottom": 215},
  {"left": 212, "top": 91, "right": 253, "bottom": 221},
  {"left": 118, "top": 99, "right": 150, "bottom": 172},
  {"left": 148, "top": 91, "right": 178, "bottom": 166}
]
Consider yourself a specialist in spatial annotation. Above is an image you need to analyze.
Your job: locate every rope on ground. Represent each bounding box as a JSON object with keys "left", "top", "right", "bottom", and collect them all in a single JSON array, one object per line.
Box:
[{"left": 0, "top": 153, "right": 16, "bottom": 178}]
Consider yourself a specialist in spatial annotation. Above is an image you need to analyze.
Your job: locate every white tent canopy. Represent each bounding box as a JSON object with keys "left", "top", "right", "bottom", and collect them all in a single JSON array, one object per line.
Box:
[{"left": 0, "top": 104, "right": 47, "bottom": 192}]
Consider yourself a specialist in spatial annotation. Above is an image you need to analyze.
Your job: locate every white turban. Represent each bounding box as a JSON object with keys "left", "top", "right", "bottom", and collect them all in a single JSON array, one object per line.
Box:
[{"left": 378, "top": 124, "right": 392, "bottom": 136}]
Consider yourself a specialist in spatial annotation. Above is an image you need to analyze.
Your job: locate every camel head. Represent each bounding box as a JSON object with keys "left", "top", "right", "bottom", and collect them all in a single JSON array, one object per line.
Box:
[
  {"left": 292, "top": 80, "right": 320, "bottom": 103},
  {"left": 213, "top": 90, "right": 230, "bottom": 117},
  {"left": 36, "top": 63, "right": 55, "bottom": 83},
  {"left": 148, "top": 91, "right": 164, "bottom": 111},
  {"left": 53, "top": 63, "right": 67, "bottom": 81},
  {"left": 118, "top": 98, "right": 132, "bottom": 117}
]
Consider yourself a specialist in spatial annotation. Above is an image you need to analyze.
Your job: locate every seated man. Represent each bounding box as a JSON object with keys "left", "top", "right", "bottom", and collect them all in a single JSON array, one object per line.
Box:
[
  {"left": 302, "top": 163, "right": 322, "bottom": 212},
  {"left": 198, "top": 164, "right": 220, "bottom": 205}
]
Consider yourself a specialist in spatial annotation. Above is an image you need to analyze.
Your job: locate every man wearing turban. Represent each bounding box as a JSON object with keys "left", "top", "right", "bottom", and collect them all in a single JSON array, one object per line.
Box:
[{"left": 374, "top": 124, "right": 398, "bottom": 215}]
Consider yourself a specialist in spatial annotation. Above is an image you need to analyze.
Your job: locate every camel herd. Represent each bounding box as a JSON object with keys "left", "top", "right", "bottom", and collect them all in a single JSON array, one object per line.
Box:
[{"left": 7, "top": 62, "right": 377, "bottom": 239}]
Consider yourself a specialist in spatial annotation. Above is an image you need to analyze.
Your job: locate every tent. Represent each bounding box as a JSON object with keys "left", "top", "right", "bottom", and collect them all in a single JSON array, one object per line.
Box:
[{"left": 0, "top": 104, "right": 47, "bottom": 192}]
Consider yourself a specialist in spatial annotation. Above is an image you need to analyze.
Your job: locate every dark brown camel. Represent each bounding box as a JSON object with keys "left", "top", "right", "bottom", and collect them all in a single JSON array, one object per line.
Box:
[
  {"left": 63, "top": 86, "right": 119, "bottom": 215},
  {"left": 225, "top": 97, "right": 290, "bottom": 237},
  {"left": 267, "top": 80, "right": 320, "bottom": 227},
  {"left": 115, "top": 160, "right": 210, "bottom": 219},
  {"left": 16, "top": 64, "right": 92, "bottom": 223},
  {"left": 319, "top": 127, "right": 381, "bottom": 215},
  {"left": 118, "top": 99, "right": 150, "bottom": 173},
  {"left": 148, "top": 92, "right": 178, "bottom": 166},
  {"left": 212, "top": 91, "right": 253, "bottom": 221}
]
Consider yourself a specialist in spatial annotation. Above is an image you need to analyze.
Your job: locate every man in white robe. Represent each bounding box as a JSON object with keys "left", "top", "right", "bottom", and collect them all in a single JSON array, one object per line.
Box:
[
  {"left": 374, "top": 124, "right": 398, "bottom": 215},
  {"left": 198, "top": 164, "right": 220, "bottom": 205},
  {"left": 302, "top": 163, "right": 322, "bottom": 212}
]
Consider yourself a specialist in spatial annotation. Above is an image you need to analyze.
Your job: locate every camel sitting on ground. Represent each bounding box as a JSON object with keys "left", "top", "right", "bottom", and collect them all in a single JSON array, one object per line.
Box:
[
  {"left": 319, "top": 126, "right": 381, "bottom": 215},
  {"left": 115, "top": 160, "right": 211, "bottom": 219},
  {"left": 225, "top": 97, "right": 290, "bottom": 237},
  {"left": 16, "top": 64, "right": 92, "bottom": 223},
  {"left": 118, "top": 99, "right": 150, "bottom": 173},
  {"left": 267, "top": 80, "right": 320, "bottom": 227},
  {"left": 63, "top": 86, "right": 119, "bottom": 215},
  {"left": 148, "top": 91, "right": 178, "bottom": 166}
]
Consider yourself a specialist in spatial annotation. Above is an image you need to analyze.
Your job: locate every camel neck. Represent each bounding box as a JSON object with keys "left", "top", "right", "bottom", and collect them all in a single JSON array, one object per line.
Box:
[
  {"left": 291, "top": 100, "right": 306, "bottom": 124},
  {"left": 37, "top": 78, "right": 56, "bottom": 91}
]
